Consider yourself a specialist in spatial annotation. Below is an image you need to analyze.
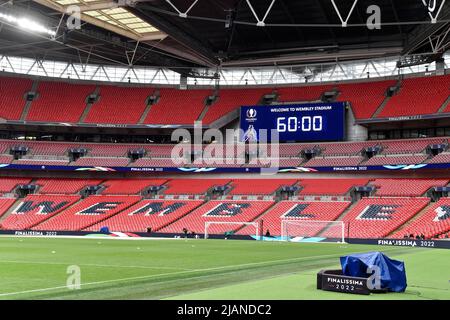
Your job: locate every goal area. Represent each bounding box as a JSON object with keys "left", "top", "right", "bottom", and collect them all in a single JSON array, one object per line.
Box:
[
  {"left": 204, "top": 221, "right": 260, "bottom": 239},
  {"left": 281, "top": 220, "right": 345, "bottom": 243}
]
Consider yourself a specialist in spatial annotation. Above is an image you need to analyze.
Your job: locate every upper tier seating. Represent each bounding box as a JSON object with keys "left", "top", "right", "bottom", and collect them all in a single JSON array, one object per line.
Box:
[
  {"left": 85, "top": 85, "right": 152, "bottom": 124},
  {"left": 299, "top": 179, "right": 369, "bottom": 195},
  {"left": 202, "top": 88, "right": 271, "bottom": 124},
  {"left": 276, "top": 85, "right": 332, "bottom": 102},
  {"left": 0, "top": 74, "right": 448, "bottom": 124},
  {"left": 391, "top": 198, "right": 450, "bottom": 239},
  {"left": 144, "top": 88, "right": 209, "bottom": 124},
  {"left": 101, "top": 179, "right": 167, "bottom": 194},
  {"left": 256, "top": 201, "right": 351, "bottom": 236},
  {"left": 86, "top": 200, "right": 204, "bottom": 232},
  {"left": 162, "top": 179, "right": 231, "bottom": 195},
  {"left": 372, "top": 179, "right": 448, "bottom": 197},
  {"left": 377, "top": 74, "right": 450, "bottom": 117},
  {"left": 228, "top": 179, "right": 298, "bottom": 195},
  {"left": 336, "top": 80, "right": 395, "bottom": 119},
  {"left": 158, "top": 200, "right": 274, "bottom": 234},
  {"left": 1, "top": 195, "right": 80, "bottom": 230},
  {"left": 33, "top": 195, "right": 141, "bottom": 231},
  {"left": 27, "top": 81, "right": 95, "bottom": 122},
  {"left": 324, "top": 197, "right": 430, "bottom": 238},
  {"left": 0, "top": 76, "right": 32, "bottom": 120},
  {"left": 34, "top": 178, "right": 103, "bottom": 194}
]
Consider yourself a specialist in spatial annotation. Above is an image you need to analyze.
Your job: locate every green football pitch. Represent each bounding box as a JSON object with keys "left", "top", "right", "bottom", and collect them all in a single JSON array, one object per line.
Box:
[{"left": 0, "top": 236, "right": 448, "bottom": 300}]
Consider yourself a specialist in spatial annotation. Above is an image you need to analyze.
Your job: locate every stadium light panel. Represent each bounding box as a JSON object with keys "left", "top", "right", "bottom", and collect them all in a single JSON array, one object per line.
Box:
[{"left": 0, "top": 11, "right": 56, "bottom": 37}]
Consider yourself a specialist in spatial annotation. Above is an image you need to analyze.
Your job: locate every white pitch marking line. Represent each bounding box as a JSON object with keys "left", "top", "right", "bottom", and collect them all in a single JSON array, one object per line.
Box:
[{"left": 0, "top": 260, "right": 192, "bottom": 271}]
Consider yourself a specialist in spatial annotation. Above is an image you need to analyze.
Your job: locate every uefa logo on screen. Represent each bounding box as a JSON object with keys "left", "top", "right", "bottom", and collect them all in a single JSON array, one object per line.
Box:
[{"left": 246, "top": 108, "right": 257, "bottom": 119}]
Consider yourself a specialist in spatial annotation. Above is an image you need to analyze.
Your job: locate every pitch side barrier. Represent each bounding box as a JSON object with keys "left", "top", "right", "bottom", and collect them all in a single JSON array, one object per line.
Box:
[
  {"left": 347, "top": 238, "right": 450, "bottom": 249},
  {"left": 0, "top": 230, "right": 449, "bottom": 248},
  {"left": 0, "top": 230, "right": 254, "bottom": 241}
]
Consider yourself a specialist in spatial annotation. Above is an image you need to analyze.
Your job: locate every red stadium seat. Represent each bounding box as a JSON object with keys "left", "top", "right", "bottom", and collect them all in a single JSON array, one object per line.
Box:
[
  {"left": 101, "top": 179, "right": 167, "bottom": 194},
  {"left": 337, "top": 80, "right": 395, "bottom": 119},
  {"left": 0, "top": 177, "right": 32, "bottom": 193},
  {"left": 158, "top": 200, "right": 274, "bottom": 234},
  {"left": 255, "top": 201, "right": 351, "bottom": 236},
  {"left": 323, "top": 197, "right": 430, "bottom": 238},
  {"left": 33, "top": 195, "right": 142, "bottom": 231},
  {"left": 0, "top": 76, "right": 33, "bottom": 120},
  {"left": 144, "top": 88, "right": 210, "bottom": 124},
  {"left": 372, "top": 179, "right": 449, "bottom": 197},
  {"left": 391, "top": 198, "right": 450, "bottom": 239},
  {"left": 86, "top": 200, "right": 204, "bottom": 232},
  {"left": 1, "top": 194, "right": 80, "bottom": 230},
  {"left": 163, "top": 179, "right": 231, "bottom": 195},
  {"left": 34, "top": 178, "right": 103, "bottom": 194},
  {"left": 378, "top": 74, "right": 450, "bottom": 117},
  {"left": 84, "top": 85, "right": 152, "bottom": 124},
  {"left": 27, "top": 81, "right": 95, "bottom": 122}
]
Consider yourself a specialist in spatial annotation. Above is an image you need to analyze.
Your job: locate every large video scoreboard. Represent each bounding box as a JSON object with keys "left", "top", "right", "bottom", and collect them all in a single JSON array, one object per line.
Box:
[{"left": 240, "top": 102, "right": 346, "bottom": 142}]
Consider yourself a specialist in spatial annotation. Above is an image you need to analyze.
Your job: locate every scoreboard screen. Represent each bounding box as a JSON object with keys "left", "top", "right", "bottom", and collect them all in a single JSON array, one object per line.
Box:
[{"left": 240, "top": 102, "right": 346, "bottom": 142}]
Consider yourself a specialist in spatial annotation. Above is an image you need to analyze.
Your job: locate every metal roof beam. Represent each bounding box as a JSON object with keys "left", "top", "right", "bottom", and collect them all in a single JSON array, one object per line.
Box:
[{"left": 402, "top": 1, "right": 450, "bottom": 54}]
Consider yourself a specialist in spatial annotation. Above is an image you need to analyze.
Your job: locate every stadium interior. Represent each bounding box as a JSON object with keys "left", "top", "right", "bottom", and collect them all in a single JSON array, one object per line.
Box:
[{"left": 0, "top": 0, "right": 449, "bottom": 302}]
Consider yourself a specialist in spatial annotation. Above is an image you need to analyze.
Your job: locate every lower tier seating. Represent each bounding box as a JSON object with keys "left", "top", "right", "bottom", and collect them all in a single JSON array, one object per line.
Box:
[
  {"left": 391, "top": 198, "right": 450, "bottom": 239},
  {"left": 0, "top": 198, "right": 20, "bottom": 220},
  {"left": 158, "top": 200, "right": 275, "bottom": 234},
  {"left": 0, "top": 177, "right": 448, "bottom": 239},
  {"left": 86, "top": 200, "right": 204, "bottom": 232},
  {"left": 32, "top": 195, "right": 142, "bottom": 231},
  {"left": 323, "top": 197, "right": 430, "bottom": 238},
  {"left": 256, "top": 201, "right": 351, "bottom": 236},
  {"left": 0, "top": 195, "right": 80, "bottom": 230}
]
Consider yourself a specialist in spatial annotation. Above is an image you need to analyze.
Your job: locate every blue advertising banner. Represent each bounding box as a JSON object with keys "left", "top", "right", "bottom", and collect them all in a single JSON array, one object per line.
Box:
[
  {"left": 240, "top": 102, "right": 346, "bottom": 142},
  {"left": 0, "top": 162, "right": 449, "bottom": 173}
]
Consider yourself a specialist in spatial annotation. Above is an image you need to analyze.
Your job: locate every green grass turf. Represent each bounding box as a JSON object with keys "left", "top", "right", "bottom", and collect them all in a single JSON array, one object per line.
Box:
[{"left": 0, "top": 236, "right": 448, "bottom": 300}]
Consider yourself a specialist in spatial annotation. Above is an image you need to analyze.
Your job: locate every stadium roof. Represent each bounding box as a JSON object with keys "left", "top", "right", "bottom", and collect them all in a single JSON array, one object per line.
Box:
[{"left": 0, "top": 0, "right": 449, "bottom": 74}]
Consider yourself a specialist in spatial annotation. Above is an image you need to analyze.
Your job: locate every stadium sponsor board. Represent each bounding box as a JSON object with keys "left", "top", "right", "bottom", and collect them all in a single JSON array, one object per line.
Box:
[
  {"left": 0, "top": 230, "right": 254, "bottom": 240},
  {"left": 0, "top": 230, "right": 449, "bottom": 248},
  {"left": 348, "top": 238, "right": 450, "bottom": 249},
  {"left": 355, "top": 112, "right": 450, "bottom": 124},
  {"left": 317, "top": 270, "right": 371, "bottom": 295}
]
